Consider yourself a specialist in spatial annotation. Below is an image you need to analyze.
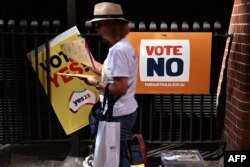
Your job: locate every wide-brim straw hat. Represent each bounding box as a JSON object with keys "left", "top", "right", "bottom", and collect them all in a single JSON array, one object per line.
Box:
[{"left": 87, "top": 2, "right": 129, "bottom": 23}]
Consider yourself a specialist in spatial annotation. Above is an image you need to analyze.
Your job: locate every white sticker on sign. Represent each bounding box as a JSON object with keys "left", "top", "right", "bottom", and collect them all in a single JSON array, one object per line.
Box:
[{"left": 139, "top": 40, "right": 190, "bottom": 82}]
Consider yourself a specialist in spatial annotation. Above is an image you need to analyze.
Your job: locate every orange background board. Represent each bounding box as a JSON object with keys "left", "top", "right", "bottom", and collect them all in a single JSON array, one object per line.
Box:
[{"left": 127, "top": 32, "right": 212, "bottom": 94}]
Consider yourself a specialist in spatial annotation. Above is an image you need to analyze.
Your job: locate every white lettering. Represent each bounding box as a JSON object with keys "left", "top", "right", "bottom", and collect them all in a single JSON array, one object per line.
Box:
[
  {"left": 228, "top": 155, "right": 247, "bottom": 162},
  {"left": 235, "top": 155, "right": 241, "bottom": 162},
  {"left": 140, "top": 40, "right": 190, "bottom": 82},
  {"left": 228, "top": 155, "right": 235, "bottom": 162},
  {"left": 241, "top": 155, "right": 246, "bottom": 162}
]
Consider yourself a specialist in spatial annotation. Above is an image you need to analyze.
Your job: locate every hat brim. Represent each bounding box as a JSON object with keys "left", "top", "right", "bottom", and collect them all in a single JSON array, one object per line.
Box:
[{"left": 86, "top": 17, "right": 129, "bottom": 23}]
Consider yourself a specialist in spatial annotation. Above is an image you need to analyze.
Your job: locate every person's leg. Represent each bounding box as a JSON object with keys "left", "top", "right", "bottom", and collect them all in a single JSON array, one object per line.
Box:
[{"left": 112, "top": 111, "right": 137, "bottom": 167}]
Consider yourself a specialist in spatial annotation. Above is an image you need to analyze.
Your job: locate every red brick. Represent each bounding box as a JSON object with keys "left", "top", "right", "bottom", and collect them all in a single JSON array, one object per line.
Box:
[
  {"left": 231, "top": 13, "right": 250, "bottom": 24},
  {"left": 246, "top": 3, "right": 250, "bottom": 13},
  {"left": 241, "top": 139, "right": 250, "bottom": 149},
  {"left": 226, "top": 77, "right": 233, "bottom": 88},
  {"left": 227, "top": 78, "right": 250, "bottom": 94},
  {"left": 227, "top": 76, "right": 250, "bottom": 92},
  {"left": 235, "top": 2, "right": 250, "bottom": 14},
  {"left": 234, "top": 137, "right": 245, "bottom": 149},
  {"left": 233, "top": 0, "right": 250, "bottom": 14},
  {"left": 234, "top": 0, "right": 245, "bottom": 5},
  {"left": 225, "top": 116, "right": 234, "bottom": 130},
  {"left": 230, "top": 93, "right": 238, "bottom": 106},
  {"left": 231, "top": 39, "right": 250, "bottom": 52},
  {"left": 236, "top": 34, "right": 250, "bottom": 43},
  {"left": 234, "top": 107, "right": 250, "bottom": 121},
  {"left": 226, "top": 101, "right": 234, "bottom": 112},
  {"left": 233, "top": 125, "right": 250, "bottom": 139},
  {"left": 237, "top": 118, "right": 250, "bottom": 130},
  {"left": 224, "top": 131, "right": 233, "bottom": 150},
  {"left": 226, "top": 81, "right": 234, "bottom": 94},
  {"left": 232, "top": 142, "right": 241, "bottom": 150},
  {"left": 234, "top": 0, "right": 250, "bottom": 6},
  {"left": 239, "top": 83, "right": 250, "bottom": 92},
  {"left": 233, "top": 88, "right": 250, "bottom": 102},
  {"left": 237, "top": 100, "right": 250, "bottom": 111},
  {"left": 237, "top": 4, "right": 245, "bottom": 14},
  {"left": 235, "top": 53, "right": 250, "bottom": 64},
  {"left": 226, "top": 106, "right": 237, "bottom": 123},
  {"left": 227, "top": 124, "right": 237, "bottom": 138},
  {"left": 226, "top": 88, "right": 233, "bottom": 99},
  {"left": 232, "top": 6, "right": 237, "bottom": 15},
  {"left": 228, "top": 127, "right": 242, "bottom": 150},
  {"left": 230, "top": 15, "right": 238, "bottom": 24},
  {"left": 232, "top": 94, "right": 250, "bottom": 111},
  {"left": 228, "top": 59, "right": 250, "bottom": 74},
  {"left": 227, "top": 77, "right": 250, "bottom": 92},
  {"left": 228, "top": 70, "right": 250, "bottom": 85},
  {"left": 239, "top": 16, "right": 250, "bottom": 24}
]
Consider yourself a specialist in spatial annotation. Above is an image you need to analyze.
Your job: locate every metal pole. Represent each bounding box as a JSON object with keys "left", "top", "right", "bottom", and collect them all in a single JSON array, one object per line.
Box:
[
  {"left": 66, "top": 0, "right": 80, "bottom": 157},
  {"left": 67, "top": 0, "right": 77, "bottom": 28}
]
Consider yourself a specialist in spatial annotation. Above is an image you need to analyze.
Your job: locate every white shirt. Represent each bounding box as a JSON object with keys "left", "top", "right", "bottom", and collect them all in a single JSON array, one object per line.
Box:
[{"left": 100, "top": 37, "right": 138, "bottom": 116}]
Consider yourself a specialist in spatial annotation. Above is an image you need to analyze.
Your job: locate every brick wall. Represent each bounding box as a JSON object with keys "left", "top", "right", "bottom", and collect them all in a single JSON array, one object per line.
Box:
[{"left": 223, "top": 0, "right": 250, "bottom": 150}]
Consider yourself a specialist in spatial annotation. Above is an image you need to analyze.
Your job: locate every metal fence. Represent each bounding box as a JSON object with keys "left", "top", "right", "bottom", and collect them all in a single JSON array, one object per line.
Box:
[{"left": 0, "top": 18, "right": 232, "bottom": 157}]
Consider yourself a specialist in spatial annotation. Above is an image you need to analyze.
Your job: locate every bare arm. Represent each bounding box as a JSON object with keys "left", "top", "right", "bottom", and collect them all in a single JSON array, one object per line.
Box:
[
  {"left": 98, "top": 77, "right": 128, "bottom": 96},
  {"left": 83, "top": 59, "right": 103, "bottom": 75},
  {"left": 81, "top": 57, "right": 128, "bottom": 95},
  {"left": 84, "top": 75, "right": 128, "bottom": 96},
  {"left": 91, "top": 60, "right": 103, "bottom": 75}
]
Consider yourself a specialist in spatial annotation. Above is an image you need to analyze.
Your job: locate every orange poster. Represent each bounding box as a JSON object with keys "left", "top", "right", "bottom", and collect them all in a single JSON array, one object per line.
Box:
[{"left": 128, "top": 32, "right": 212, "bottom": 94}]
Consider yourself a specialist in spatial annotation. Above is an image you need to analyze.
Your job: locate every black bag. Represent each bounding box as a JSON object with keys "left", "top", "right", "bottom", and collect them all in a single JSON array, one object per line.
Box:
[
  {"left": 89, "top": 83, "right": 120, "bottom": 138},
  {"left": 89, "top": 100, "right": 104, "bottom": 138}
]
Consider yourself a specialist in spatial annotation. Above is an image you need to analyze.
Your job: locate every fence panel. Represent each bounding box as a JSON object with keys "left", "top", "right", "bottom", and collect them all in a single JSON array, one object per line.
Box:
[{"left": 0, "top": 19, "right": 232, "bottom": 158}]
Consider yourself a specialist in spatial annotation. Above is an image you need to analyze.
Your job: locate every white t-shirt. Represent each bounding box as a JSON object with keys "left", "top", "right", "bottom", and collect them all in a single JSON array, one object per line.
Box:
[{"left": 100, "top": 37, "right": 138, "bottom": 116}]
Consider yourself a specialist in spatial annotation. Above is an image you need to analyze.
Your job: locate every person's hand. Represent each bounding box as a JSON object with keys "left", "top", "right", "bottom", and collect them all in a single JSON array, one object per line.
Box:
[
  {"left": 86, "top": 76, "right": 98, "bottom": 86},
  {"left": 78, "top": 76, "right": 97, "bottom": 86}
]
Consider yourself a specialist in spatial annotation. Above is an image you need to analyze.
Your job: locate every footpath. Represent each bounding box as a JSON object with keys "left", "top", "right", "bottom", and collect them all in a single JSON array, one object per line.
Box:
[{"left": 0, "top": 143, "right": 224, "bottom": 167}]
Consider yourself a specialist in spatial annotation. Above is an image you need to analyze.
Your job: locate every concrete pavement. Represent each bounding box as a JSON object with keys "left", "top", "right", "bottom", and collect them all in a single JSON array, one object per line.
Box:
[{"left": 0, "top": 143, "right": 224, "bottom": 167}]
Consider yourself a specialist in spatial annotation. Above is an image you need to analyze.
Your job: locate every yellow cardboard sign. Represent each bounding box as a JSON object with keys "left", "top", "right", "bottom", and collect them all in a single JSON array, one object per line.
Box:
[{"left": 27, "top": 26, "right": 99, "bottom": 135}]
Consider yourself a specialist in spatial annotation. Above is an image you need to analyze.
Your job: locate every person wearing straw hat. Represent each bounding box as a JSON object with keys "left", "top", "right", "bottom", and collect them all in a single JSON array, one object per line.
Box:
[{"left": 84, "top": 2, "right": 138, "bottom": 167}]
